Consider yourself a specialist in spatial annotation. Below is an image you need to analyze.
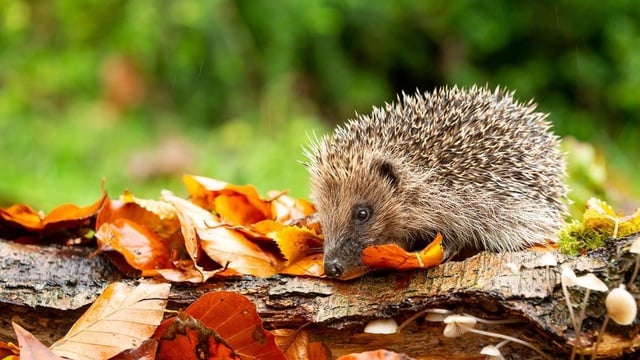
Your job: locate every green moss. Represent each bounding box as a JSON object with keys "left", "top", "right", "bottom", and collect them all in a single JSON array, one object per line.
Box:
[{"left": 557, "top": 219, "right": 610, "bottom": 255}]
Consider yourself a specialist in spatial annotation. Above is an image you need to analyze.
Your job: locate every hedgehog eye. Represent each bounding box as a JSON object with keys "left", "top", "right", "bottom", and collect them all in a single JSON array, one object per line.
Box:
[{"left": 353, "top": 205, "right": 372, "bottom": 223}]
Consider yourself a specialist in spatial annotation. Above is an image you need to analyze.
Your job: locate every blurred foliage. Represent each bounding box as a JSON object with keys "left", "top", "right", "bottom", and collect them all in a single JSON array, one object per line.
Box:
[{"left": 0, "top": 0, "right": 639, "bottom": 214}]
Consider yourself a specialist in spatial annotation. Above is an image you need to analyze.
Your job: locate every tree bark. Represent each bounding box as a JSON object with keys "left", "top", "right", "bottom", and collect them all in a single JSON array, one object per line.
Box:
[{"left": 1, "top": 237, "right": 638, "bottom": 359}]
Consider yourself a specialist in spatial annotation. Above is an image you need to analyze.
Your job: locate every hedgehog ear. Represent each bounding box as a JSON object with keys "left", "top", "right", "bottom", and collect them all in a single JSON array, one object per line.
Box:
[{"left": 376, "top": 160, "right": 399, "bottom": 188}]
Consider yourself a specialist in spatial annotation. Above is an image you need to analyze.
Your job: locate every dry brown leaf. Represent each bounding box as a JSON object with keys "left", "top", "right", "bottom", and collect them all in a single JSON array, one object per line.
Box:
[
  {"left": 163, "top": 191, "right": 279, "bottom": 278},
  {"left": 12, "top": 322, "right": 63, "bottom": 360},
  {"left": 272, "top": 329, "right": 310, "bottom": 360},
  {"left": 50, "top": 281, "right": 170, "bottom": 360}
]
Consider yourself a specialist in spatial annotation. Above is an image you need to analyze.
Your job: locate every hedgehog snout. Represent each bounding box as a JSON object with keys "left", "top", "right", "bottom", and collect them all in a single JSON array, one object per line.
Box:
[{"left": 324, "top": 258, "right": 345, "bottom": 278}]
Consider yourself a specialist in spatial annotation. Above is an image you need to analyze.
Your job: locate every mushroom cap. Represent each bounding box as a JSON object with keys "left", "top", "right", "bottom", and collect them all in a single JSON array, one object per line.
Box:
[
  {"left": 363, "top": 318, "right": 398, "bottom": 334},
  {"left": 561, "top": 265, "right": 578, "bottom": 286},
  {"left": 443, "top": 315, "right": 477, "bottom": 338},
  {"left": 537, "top": 252, "right": 557, "bottom": 267},
  {"left": 480, "top": 345, "right": 505, "bottom": 359},
  {"left": 606, "top": 285, "right": 637, "bottom": 325},
  {"left": 575, "top": 273, "right": 608, "bottom": 292}
]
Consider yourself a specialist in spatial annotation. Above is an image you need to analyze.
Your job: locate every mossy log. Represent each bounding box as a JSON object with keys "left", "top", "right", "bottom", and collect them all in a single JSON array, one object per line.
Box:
[{"left": 1, "top": 236, "right": 638, "bottom": 359}]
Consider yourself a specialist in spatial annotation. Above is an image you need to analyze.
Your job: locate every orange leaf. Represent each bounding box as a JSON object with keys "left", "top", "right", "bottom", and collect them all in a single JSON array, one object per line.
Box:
[
  {"left": 96, "top": 192, "right": 180, "bottom": 240},
  {"left": 361, "top": 233, "right": 445, "bottom": 271},
  {"left": 43, "top": 187, "right": 108, "bottom": 228},
  {"left": 251, "top": 220, "right": 323, "bottom": 266},
  {"left": 12, "top": 322, "right": 63, "bottom": 360},
  {"left": 280, "top": 254, "right": 325, "bottom": 277},
  {"left": 308, "top": 341, "right": 332, "bottom": 360},
  {"left": 175, "top": 291, "right": 286, "bottom": 360},
  {"left": 50, "top": 281, "right": 170, "bottom": 360},
  {"left": 0, "top": 185, "right": 107, "bottom": 244},
  {"left": 154, "top": 313, "right": 238, "bottom": 360},
  {"left": 164, "top": 191, "right": 279, "bottom": 278},
  {"left": 183, "top": 174, "right": 272, "bottom": 224},
  {"left": 214, "top": 194, "right": 267, "bottom": 226},
  {"left": 0, "top": 204, "right": 44, "bottom": 231},
  {"left": 0, "top": 340, "right": 19, "bottom": 358},
  {"left": 272, "top": 329, "right": 312, "bottom": 360},
  {"left": 95, "top": 219, "right": 172, "bottom": 271}
]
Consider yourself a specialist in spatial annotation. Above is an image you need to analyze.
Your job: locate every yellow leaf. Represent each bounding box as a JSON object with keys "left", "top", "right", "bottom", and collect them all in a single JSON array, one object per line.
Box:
[{"left": 50, "top": 281, "right": 170, "bottom": 360}]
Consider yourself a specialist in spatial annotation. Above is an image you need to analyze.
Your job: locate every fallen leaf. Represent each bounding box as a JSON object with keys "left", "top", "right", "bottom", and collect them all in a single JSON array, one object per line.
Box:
[
  {"left": 154, "top": 312, "right": 238, "bottom": 360},
  {"left": 164, "top": 191, "right": 279, "bottom": 278},
  {"left": 0, "top": 204, "right": 44, "bottom": 231},
  {"left": 0, "top": 186, "right": 107, "bottom": 243},
  {"left": 43, "top": 187, "right": 108, "bottom": 229},
  {"left": 12, "top": 322, "right": 63, "bottom": 360},
  {"left": 183, "top": 174, "right": 272, "bottom": 223},
  {"left": 50, "top": 281, "right": 170, "bottom": 360},
  {"left": 214, "top": 193, "right": 266, "bottom": 226},
  {"left": 109, "top": 338, "right": 158, "bottom": 360},
  {"left": 95, "top": 218, "right": 172, "bottom": 271},
  {"left": 308, "top": 341, "right": 332, "bottom": 360},
  {"left": 280, "top": 254, "right": 325, "bottom": 277},
  {"left": 0, "top": 340, "right": 19, "bottom": 358},
  {"left": 268, "top": 191, "right": 315, "bottom": 223},
  {"left": 251, "top": 220, "right": 323, "bottom": 265},
  {"left": 362, "top": 233, "right": 445, "bottom": 271},
  {"left": 155, "top": 291, "right": 285, "bottom": 360},
  {"left": 96, "top": 192, "right": 180, "bottom": 240},
  {"left": 272, "top": 329, "right": 310, "bottom": 360}
]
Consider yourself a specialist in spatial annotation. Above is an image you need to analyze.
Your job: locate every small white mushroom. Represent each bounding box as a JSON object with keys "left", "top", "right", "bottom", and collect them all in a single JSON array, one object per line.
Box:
[
  {"left": 606, "top": 285, "right": 637, "bottom": 326},
  {"left": 480, "top": 344, "right": 505, "bottom": 360},
  {"left": 443, "top": 315, "right": 476, "bottom": 338},
  {"left": 363, "top": 318, "right": 398, "bottom": 334},
  {"left": 591, "top": 285, "right": 638, "bottom": 359},
  {"left": 538, "top": 253, "right": 558, "bottom": 293},
  {"left": 537, "top": 252, "right": 558, "bottom": 267}
]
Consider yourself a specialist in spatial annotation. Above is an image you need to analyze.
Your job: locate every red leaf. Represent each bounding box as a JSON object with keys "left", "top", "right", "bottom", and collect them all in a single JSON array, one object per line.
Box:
[{"left": 156, "top": 292, "right": 285, "bottom": 360}]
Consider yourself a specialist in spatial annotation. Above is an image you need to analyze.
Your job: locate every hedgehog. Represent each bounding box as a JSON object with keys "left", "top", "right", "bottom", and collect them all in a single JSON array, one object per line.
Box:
[{"left": 305, "top": 85, "right": 568, "bottom": 279}]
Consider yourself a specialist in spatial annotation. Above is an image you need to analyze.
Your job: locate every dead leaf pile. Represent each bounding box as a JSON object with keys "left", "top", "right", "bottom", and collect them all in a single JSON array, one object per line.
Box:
[{"left": 0, "top": 175, "right": 324, "bottom": 282}]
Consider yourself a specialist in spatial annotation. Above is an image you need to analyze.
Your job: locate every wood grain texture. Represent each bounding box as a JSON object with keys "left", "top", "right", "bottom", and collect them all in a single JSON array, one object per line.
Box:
[{"left": 1, "top": 237, "right": 638, "bottom": 359}]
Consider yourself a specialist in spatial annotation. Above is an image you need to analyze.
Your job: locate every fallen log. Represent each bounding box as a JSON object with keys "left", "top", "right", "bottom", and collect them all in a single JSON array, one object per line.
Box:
[{"left": 1, "top": 236, "right": 638, "bottom": 359}]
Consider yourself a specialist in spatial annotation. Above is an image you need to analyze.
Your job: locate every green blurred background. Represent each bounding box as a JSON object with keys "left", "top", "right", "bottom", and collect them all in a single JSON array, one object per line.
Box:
[{"left": 1, "top": 0, "right": 639, "bottom": 216}]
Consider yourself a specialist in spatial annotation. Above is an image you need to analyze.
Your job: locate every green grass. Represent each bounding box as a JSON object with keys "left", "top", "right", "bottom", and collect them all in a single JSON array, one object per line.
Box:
[{"left": 0, "top": 102, "right": 328, "bottom": 212}]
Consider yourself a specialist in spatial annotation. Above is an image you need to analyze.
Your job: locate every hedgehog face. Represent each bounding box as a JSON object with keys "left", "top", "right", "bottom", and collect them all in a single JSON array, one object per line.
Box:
[{"left": 312, "top": 157, "right": 406, "bottom": 279}]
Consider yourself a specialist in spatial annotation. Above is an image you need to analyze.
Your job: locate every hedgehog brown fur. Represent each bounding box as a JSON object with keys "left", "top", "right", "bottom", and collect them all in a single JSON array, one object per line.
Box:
[{"left": 305, "top": 85, "right": 568, "bottom": 279}]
